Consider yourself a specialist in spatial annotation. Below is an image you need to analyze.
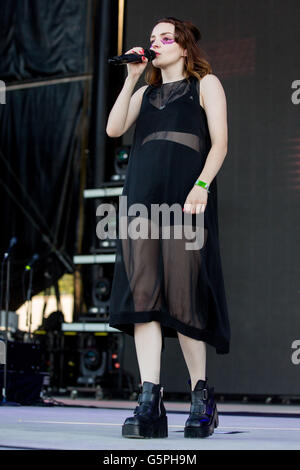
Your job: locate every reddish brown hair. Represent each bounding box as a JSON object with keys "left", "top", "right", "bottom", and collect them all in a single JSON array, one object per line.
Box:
[{"left": 145, "top": 16, "right": 212, "bottom": 87}]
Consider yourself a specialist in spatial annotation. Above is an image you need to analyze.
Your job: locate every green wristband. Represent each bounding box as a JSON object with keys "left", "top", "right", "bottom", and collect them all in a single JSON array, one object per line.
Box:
[{"left": 195, "top": 179, "right": 210, "bottom": 193}]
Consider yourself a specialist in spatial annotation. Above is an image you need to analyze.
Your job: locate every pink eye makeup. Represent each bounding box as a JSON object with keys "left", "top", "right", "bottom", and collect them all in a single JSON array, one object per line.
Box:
[
  {"left": 149, "top": 36, "right": 175, "bottom": 46},
  {"left": 162, "top": 37, "right": 175, "bottom": 44}
]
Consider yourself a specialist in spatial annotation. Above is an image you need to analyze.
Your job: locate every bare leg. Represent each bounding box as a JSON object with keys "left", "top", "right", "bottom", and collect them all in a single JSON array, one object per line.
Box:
[
  {"left": 134, "top": 321, "right": 162, "bottom": 385},
  {"left": 177, "top": 332, "right": 206, "bottom": 390}
]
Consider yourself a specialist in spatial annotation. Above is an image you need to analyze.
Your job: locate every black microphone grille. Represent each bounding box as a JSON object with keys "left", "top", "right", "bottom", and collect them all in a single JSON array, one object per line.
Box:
[{"left": 144, "top": 49, "right": 156, "bottom": 61}]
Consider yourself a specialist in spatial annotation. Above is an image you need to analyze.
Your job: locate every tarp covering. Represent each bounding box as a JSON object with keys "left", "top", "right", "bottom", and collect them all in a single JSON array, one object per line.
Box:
[
  {"left": 0, "top": 0, "right": 90, "bottom": 82},
  {"left": 0, "top": 0, "right": 92, "bottom": 311}
]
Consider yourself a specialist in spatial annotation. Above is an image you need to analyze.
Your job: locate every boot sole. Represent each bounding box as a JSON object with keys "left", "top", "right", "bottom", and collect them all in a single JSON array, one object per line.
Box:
[
  {"left": 184, "top": 405, "right": 218, "bottom": 438},
  {"left": 122, "top": 415, "right": 168, "bottom": 439}
]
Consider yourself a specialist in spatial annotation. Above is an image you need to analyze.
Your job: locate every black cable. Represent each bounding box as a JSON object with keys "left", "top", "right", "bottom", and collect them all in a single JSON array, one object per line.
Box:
[
  {"left": 55, "top": 77, "right": 92, "bottom": 252},
  {"left": 0, "top": 148, "right": 53, "bottom": 236},
  {"left": 22, "top": 269, "right": 27, "bottom": 305},
  {"left": 0, "top": 176, "right": 53, "bottom": 245},
  {"left": 52, "top": 134, "right": 78, "bottom": 247},
  {"left": 60, "top": 165, "right": 75, "bottom": 251},
  {"left": 0, "top": 177, "right": 74, "bottom": 272},
  {"left": 0, "top": 258, "right": 5, "bottom": 315}
]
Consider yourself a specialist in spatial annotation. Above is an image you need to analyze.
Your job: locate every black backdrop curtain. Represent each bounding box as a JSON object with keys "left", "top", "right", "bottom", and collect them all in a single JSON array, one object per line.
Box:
[
  {"left": 0, "top": 0, "right": 90, "bottom": 80},
  {"left": 0, "top": 0, "right": 93, "bottom": 311}
]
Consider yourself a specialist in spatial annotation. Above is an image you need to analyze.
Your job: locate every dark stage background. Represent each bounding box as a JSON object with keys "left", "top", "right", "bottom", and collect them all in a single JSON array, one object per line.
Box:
[
  {"left": 0, "top": 0, "right": 299, "bottom": 397},
  {"left": 120, "top": 0, "right": 300, "bottom": 395}
]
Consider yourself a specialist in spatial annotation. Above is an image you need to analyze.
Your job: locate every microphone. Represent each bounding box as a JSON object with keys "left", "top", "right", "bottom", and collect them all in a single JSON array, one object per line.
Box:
[
  {"left": 25, "top": 253, "right": 39, "bottom": 271},
  {"left": 4, "top": 237, "right": 17, "bottom": 260},
  {"left": 108, "top": 48, "right": 156, "bottom": 65}
]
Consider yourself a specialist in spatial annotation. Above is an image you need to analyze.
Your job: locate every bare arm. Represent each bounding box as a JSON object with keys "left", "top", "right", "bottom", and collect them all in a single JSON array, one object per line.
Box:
[
  {"left": 106, "top": 46, "right": 149, "bottom": 137},
  {"left": 197, "top": 74, "right": 228, "bottom": 184},
  {"left": 106, "top": 77, "right": 148, "bottom": 137},
  {"left": 184, "top": 74, "right": 228, "bottom": 214}
]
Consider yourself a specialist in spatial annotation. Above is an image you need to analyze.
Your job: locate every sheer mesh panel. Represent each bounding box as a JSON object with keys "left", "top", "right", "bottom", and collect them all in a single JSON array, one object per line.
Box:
[
  {"left": 148, "top": 79, "right": 191, "bottom": 109},
  {"left": 141, "top": 131, "right": 201, "bottom": 152},
  {"left": 161, "top": 224, "right": 208, "bottom": 329},
  {"left": 121, "top": 218, "right": 163, "bottom": 312},
  {"left": 121, "top": 216, "right": 208, "bottom": 330}
]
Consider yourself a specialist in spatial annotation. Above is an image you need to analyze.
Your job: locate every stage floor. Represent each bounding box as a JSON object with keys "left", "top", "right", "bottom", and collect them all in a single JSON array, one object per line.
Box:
[{"left": 0, "top": 399, "right": 300, "bottom": 450}]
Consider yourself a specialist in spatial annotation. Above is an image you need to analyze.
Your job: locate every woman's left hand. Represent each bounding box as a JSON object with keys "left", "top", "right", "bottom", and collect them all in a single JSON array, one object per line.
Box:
[{"left": 184, "top": 186, "right": 208, "bottom": 214}]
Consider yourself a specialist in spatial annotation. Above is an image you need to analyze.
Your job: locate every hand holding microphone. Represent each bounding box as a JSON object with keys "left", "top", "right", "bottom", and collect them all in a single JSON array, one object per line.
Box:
[
  {"left": 105, "top": 47, "right": 157, "bottom": 137},
  {"left": 108, "top": 47, "right": 156, "bottom": 79},
  {"left": 126, "top": 47, "right": 148, "bottom": 79}
]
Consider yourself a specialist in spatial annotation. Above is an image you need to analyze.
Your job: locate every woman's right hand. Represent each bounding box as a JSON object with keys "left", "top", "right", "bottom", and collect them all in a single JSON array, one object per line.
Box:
[{"left": 125, "top": 47, "right": 148, "bottom": 79}]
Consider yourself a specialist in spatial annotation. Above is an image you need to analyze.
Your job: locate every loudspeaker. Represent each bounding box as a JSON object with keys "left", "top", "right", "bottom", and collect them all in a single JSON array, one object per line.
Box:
[
  {"left": 0, "top": 340, "right": 48, "bottom": 404},
  {"left": 0, "top": 370, "right": 48, "bottom": 405},
  {"left": 5, "top": 340, "right": 45, "bottom": 372},
  {"left": 81, "top": 264, "right": 114, "bottom": 318}
]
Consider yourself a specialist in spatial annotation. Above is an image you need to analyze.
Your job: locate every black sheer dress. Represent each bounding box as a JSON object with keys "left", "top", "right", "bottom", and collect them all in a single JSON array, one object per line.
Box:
[{"left": 109, "top": 76, "right": 230, "bottom": 354}]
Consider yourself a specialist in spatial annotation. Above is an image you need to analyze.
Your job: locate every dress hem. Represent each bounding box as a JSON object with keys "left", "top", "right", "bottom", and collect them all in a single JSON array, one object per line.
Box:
[{"left": 109, "top": 310, "right": 229, "bottom": 355}]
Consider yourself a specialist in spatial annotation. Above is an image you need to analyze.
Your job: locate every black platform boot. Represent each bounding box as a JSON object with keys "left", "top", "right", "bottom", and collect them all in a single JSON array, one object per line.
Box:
[
  {"left": 184, "top": 378, "right": 219, "bottom": 438},
  {"left": 122, "top": 381, "right": 168, "bottom": 439}
]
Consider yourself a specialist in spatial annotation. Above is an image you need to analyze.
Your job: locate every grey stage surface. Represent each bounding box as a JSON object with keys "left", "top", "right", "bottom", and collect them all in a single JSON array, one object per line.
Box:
[{"left": 0, "top": 400, "right": 300, "bottom": 450}]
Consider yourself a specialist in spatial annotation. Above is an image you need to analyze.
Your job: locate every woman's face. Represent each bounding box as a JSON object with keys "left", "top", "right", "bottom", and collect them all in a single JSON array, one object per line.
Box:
[{"left": 149, "top": 22, "right": 186, "bottom": 67}]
